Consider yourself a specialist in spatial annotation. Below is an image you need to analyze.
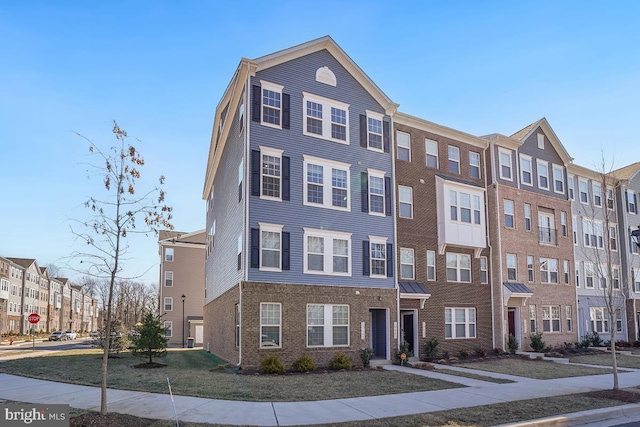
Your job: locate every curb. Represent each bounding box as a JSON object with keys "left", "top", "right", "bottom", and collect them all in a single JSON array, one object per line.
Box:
[{"left": 496, "top": 403, "right": 640, "bottom": 426}]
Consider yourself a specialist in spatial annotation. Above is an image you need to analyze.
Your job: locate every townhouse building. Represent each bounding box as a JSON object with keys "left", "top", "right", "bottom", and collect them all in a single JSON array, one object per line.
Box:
[
  {"left": 8, "top": 258, "right": 41, "bottom": 334},
  {"left": 6, "top": 261, "right": 23, "bottom": 333},
  {"left": 60, "top": 278, "right": 72, "bottom": 331},
  {"left": 49, "top": 277, "right": 63, "bottom": 331},
  {"left": 483, "top": 119, "right": 578, "bottom": 350},
  {"left": 393, "top": 113, "right": 493, "bottom": 357},
  {"left": 158, "top": 230, "right": 206, "bottom": 346},
  {"left": 568, "top": 164, "right": 626, "bottom": 342},
  {"left": 0, "top": 257, "right": 10, "bottom": 334},
  {"left": 37, "top": 267, "right": 50, "bottom": 332},
  {"left": 609, "top": 162, "right": 640, "bottom": 341},
  {"left": 203, "top": 36, "right": 399, "bottom": 368}
]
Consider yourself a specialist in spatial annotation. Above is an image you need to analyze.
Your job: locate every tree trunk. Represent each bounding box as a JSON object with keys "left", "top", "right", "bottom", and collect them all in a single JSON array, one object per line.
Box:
[{"left": 610, "top": 318, "right": 619, "bottom": 390}]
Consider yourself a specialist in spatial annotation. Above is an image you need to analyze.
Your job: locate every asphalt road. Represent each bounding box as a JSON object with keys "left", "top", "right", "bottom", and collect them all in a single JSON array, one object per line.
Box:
[{"left": 0, "top": 337, "right": 91, "bottom": 354}]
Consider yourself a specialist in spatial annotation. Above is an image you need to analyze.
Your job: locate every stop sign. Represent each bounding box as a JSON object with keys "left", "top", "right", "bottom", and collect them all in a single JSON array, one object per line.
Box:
[{"left": 28, "top": 313, "right": 40, "bottom": 324}]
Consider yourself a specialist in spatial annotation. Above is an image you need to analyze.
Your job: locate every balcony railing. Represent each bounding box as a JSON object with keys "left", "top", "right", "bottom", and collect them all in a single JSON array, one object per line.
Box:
[{"left": 539, "top": 227, "right": 557, "bottom": 245}]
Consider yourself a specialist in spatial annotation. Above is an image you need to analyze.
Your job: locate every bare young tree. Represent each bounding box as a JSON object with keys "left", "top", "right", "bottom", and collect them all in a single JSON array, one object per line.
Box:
[
  {"left": 578, "top": 157, "right": 625, "bottom": 390},
  {"left": 69, "top": 121, "right": 173, "bottom": 414}
]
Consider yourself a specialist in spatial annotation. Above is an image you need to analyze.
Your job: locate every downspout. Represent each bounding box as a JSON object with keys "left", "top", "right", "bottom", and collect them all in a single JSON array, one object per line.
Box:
[
  {"left": 390, "top": 114, "right": 399, "bottom": 362},
  {"left": 491, "top": 139, "right": 506, "bottom": 350},
  {"left": 239, "top": 75, "right": 251, "bottom": 367},
  {"left": 483, "top": 143, "right": 495, "bottom": 350}
]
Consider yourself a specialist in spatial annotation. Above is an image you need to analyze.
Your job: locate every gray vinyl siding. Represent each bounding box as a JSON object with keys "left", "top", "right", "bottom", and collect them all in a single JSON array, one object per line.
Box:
[
  {"left": 248, "top": 49, "right": 395, "bottom": 289},
  {"left": 519, "top": 130, "right": 567, "bottom": 200},
  {"left": 619, "top": 174, "right": 640, "bottom": 302},
  {"left": 206, "top": 95, "right": 246, "bottom": 303}
]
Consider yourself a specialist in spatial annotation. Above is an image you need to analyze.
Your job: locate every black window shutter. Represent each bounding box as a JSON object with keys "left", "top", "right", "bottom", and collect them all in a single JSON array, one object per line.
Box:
[
  {"left": 282, "top": 93, "right": 290, "bottom": 129},
  {"left": 362, "top": 240, "right": 370, "bottom": 276},
  {"left": 282, "top": 156, "right": 290, "bottom": 201},
  {"left": 250, "top": 228, "right": 259, "bottom": 268},
  {"left": 635, "top": 193, "right": 638, "bottom": 214},
  {"left": 361, "top": 172, "right": 369, "bottom": 212},
  {"left": 238, "top": 182, "right": 242, "bottom": 202},
  {"left": 251, "top": 150, "right": 261, "bottom": 196},
  {"left": 252, "top": 85, "right": 261, "bottom": 122},
  {"left": 386, "top": 243, "right": 393, "bottom": 277},
  {"left": 384, "top": 176, "right": 392, "bottom": 216},
  {"left": 282, "top": 232, "right": 290, "bottom": 270},
  {"left": 626, "top": 190, "right": 629, "bottom": 212},
  {"left": 383, "top": 120, "right": 390, "bottom": 153},
  {"left": 237, "top": 253, "right": 242, "bottom": 271},
  {"left": 360, "top": 114, "right": 367, "bottom": 148}
]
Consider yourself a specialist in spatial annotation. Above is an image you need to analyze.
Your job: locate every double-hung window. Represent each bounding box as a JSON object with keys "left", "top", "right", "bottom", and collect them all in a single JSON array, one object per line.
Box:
[
  {"left": 397, "top": 131, "right": 411, "bottom": 161},
  {"left": 366, "top": 111, "right": 384, "bottom": 151},
  {"left": 579, "top": 179, "right": 589, "bottom": 204},
  {"left": 530, "top": 305, "right": 537, "bottom": 333},
  {"left": 590, "top": 307, "right": 609, "bottom": 334},
  {"left": 368, "top": 170, "right": 385, "bottom": 215},
  {"left": 303, "top": 156, "right": 350, "bottom": 210},
  {"left": 610, "top": 225, "right": 618, "bottom": 251},
  {"left": 427, "top": 250, "right": 436, "bottom": 281},
  {"left": 445, "top": 307, "right": 476, "bottom": 339},
  {"left": 633, "top": 269, "right": 640, "bottom": 292},
  {"left": 164, "top": 248, "right": 174, "bottom": 262},
  {"left": 469, "top": 152, "right": 480, "bottom": 179},
  {"left": 261, "top": 81, "right": 284, "bottom": 127},
  {"left": 164, "top": 271, "right": 173, "bottom": 287},
  {"left": 542, "top": 306, "right": 561, "bottom": 332},
  {"left": 566, "top": 306, "right": 573, "bottom": 332},
  {"left": 606, "top": 187, "right": 615, "bottom": 210},
  {"left": 506, "top": 254, "right": 517, "bottom": 281},
  {"left": 480, "top": 256, "right": 488, "bottom": 283},
  {"left": 593, "top": 182, "right": 602, "bottom": 207},
  {"left": 499, "top": 148, "right": 512, "bottom": 180},
  {"left": 370, "top": 237, "right": 387, "bottom": 277},
  {"left": 540, "top": 258, "right": 558, "bottom": 283},
  {"left": 567, "top": 174, "right": 575, "bottom": 200},
  {"left": 260, "top": 147, "right": 283, "bottom": 200},
  {"left": 585, "top": 263, "right": 595, "bottom": 288},
  {"left": 446, "top": 253, "right": 471, "bottom": 283},
  {"left": 537, "top": 160, "right": 549, "bottom": 190},
  {"left": 552, "top": 164, "right": 564, "bottom": 193},
  {"left": 520, "top": 155, "right": 533, "bottom": 185},
  {"left": 164, "top": 321, "right": 172, "bottom": 337},
  {"left": 260, "top": 303, "right": 281, "bottom": 348},
  {"left": 307, "top": 304, "right": 349, "bottom": 347},
  {"left": 560, "top": 211, "right": 567, "bottom": 237},
  {"left": 563, "top": 260, "right": 570, "bottom": 284},
  {"left": 524, "top": 204, "right": 532, "bottom": 231},
  {"left": 302, "top": 93, "right": 349, "bottom": 143},
  {"left": 448, "top": 145, "right": 460, "bottom": 174},
  {"left": 259, "top": 223, "right": 283, "bottom": 271},
  {"left": 400, "top": 248, "right": 415, "bottom": 279},
  {"left": 304, "top": 228, "right": 351, "bottom": 275},
  {"left": 426, "top": 139, "right": 439, "bottom": 168},
  {"left": 527, "top": 256, "right": 534, "bottom": 282},
  {"left": 504, "top": 199, "right": 514, "bottom": 228},
  {"left": 583, "top": 219, "right": 604, "bottom": 248},
  {"left": 164, "top": 297, "right": 173, "bottom": 311},
  {"left": 627, "top": 191, "right": 637, "bottom": 213},
  {"left": 398, "top": 185, "right": 413, "bottom": 219}
]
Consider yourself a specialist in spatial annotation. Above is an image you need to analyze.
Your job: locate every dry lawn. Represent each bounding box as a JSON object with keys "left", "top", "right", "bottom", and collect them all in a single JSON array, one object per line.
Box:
[
  {"left": 0, "top": 348, "right": 461, "bottom": 401},
  {"left": 455, "top": 357, "right": 616, "bottom": 379},
  {"left": 569, "top": 352, "right": 640, "bottom": 369}
]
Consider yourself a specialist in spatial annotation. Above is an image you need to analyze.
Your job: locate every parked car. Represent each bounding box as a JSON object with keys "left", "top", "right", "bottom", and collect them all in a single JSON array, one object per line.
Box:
[
  {"left": 48, "top": 331, "right": 66, "bottom": 341},
  {"left": 90, "top": 331, "right": 101, "bottom": 338},
  {"left": 64, "top": 330, "right": 77, "bottom": 340}
]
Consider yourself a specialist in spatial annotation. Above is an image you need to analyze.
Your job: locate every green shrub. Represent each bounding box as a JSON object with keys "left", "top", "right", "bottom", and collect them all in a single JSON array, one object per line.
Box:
[
  {"left": 292, "top": 354, "right": 316, "bottom": 373},
  {"left": 260, "top": 355, "right": 285, "bottom": 374},
  {"left": 423, "top": 338, "right": 439, "bottom": 361},
  {"left": 529, "top": 332, "right": 545, "bottom": 352},
  {"left": 458, "top": 349, "right": 470, "bottom": 359},
  {"left": 359, "top": 348, "right": 374, "bottom": 367},
  {"left": 591, "top": 332, "right": 603, "bottom": 347},
  {"left": 328, "top": 352, "right": 352, "bottom": 370},
  {"left": 508, "top": 334, "right": 519, "bottom": 354},
  {"left": 396, "top": 341, "right": 413, "bottom": 359}
]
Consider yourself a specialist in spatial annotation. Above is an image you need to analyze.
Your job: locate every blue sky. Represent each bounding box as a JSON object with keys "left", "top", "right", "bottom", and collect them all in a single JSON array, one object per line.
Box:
[{"left": 1, "top": 1, "right": 639, "bottom": 284}]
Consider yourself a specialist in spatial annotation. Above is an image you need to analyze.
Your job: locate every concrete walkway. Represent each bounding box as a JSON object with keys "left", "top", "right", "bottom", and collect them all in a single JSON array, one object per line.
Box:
[{"left": 2, "top": 361, "right": 640, "bottom": 426}]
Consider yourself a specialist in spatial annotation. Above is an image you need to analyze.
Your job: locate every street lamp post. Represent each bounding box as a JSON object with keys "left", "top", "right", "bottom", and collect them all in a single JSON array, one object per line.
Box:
[{"left": 181, "top": 294, "right": 186, "bottom": 348}]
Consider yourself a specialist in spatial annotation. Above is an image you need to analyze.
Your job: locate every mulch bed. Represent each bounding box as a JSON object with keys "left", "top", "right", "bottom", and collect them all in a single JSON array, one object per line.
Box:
[
  {"left": 133, "top": 362, "right": 166, "bottom": 369},
  {"left": 586, "top": 389, "right": 640, "bottom": 403}
]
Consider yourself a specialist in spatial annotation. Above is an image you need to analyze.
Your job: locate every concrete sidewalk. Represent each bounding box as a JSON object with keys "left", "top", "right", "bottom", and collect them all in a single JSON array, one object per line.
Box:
[{"left": 2, "top": 366, "right": 640, "bottom": 426}]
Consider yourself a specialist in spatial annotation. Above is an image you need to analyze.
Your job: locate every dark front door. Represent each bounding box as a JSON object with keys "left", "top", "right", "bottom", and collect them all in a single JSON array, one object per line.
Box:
[
  {"left": 508, "top": 308, "right": 516, "bottom": 337},
  {"left": 370, "top": 309, "right": 387, "bottom": 358},
  {"left": 402, "top": 312, "right": 415, "bottom": 355}
]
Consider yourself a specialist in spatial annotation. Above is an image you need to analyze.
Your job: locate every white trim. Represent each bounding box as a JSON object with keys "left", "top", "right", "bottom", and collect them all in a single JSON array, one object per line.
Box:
[
  {"left": 400, "top": 247, "right": 415, "bottom": 280},
  {"left": 425, "top": 138, "right": 439, "bottom": 168},
  {"left": 306, "top": 304, "right": 350, "bottom": 347},
  {"left": 303, "top": 155, "right": 351, "bottom": 212},
  {"left": 396, "top": 130, "right": 411, "bottom": 162},
  {"left": 367, "top": 169, "right": 386, "bottom": 217},
  {"left": 519, "top": 154, "right": 533, "bottom": 186},
  {"left": 398, "top": 185, "right": 413, "bottom": 219},
  {"left": 536, "top": 159, "right": 549, "bottom": 190},
  {"left": 258, "top": 146, "right": 284, "bottom": 202},
  {"left": 258, "top": 222, "right": 284, "bottom": 272},
  {"left": 369, "top": 235, "right": 388, "bottom": 278},
  {"left": 552, "top": 164, "right": 564, "bottom": 194},
  {"left": 498, "top": 148, "right": 513, "bottom": 181},
  {"left": 303, "top": 228, "right": 352, "bottom": 276},
  {"left": 445, "top": 307, "right": 476, "bottom": 339},
  {"left": 260, "top": 302, "right": 282, "bottom": 348},
  {"left": 259, "top": 80, "right": 284, "bottom": 129},
  {"left": 365, "top": 110, "right": 384, "bottom": 153},
  {"left": 302, "top": 92, "right": 350, "bottom": 144}
]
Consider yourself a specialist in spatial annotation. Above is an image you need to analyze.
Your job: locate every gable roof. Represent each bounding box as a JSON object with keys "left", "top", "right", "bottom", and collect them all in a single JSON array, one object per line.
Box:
[
  {"left": 510, "top": 117, "right": 573, "bottom": 164},
  {"left": 7, "top": 257, "right": 37, "bottom": 270},
  {"left": 610, "top": 162, "right": 640, "bottom": 182},
  {"left": 203, "top": 36, "right": 399, "bottom": 198}
]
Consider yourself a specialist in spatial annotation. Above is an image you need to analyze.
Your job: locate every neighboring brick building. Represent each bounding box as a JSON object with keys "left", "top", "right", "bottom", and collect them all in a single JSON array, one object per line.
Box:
[
  {"left": 484, "top": 119, "right": 578, "bottom": 350},
  {"left": 394, "top": 113, "right": 493, "bottom": 357}
]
